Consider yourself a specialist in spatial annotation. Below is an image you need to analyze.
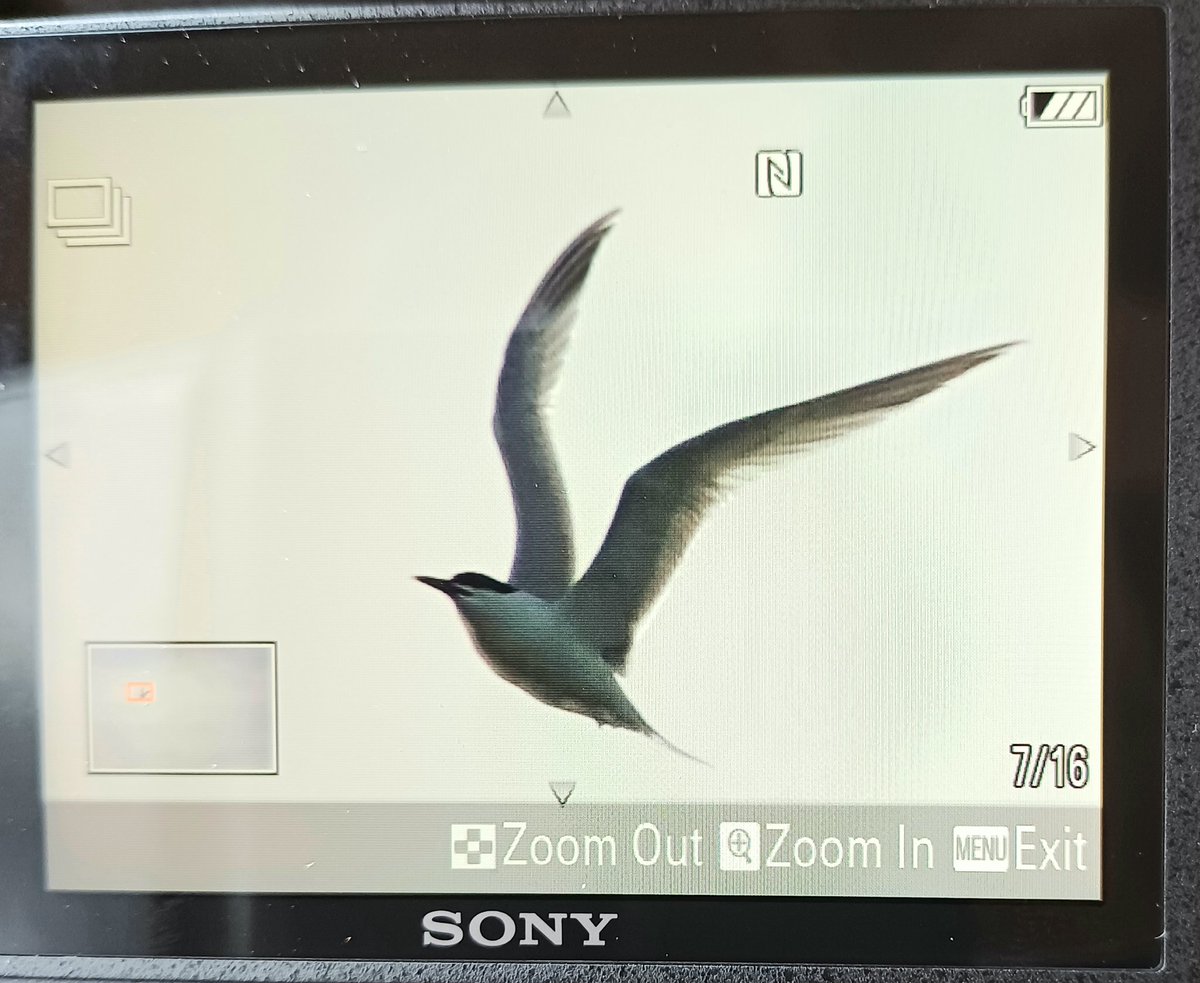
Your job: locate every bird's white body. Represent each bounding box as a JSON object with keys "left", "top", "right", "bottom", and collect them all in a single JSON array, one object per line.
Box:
[{"left": 453, "top": 591, "right": 650, "bottom": 732}]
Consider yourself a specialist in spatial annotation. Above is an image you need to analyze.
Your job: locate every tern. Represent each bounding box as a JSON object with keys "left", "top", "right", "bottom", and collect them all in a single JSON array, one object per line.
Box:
[{"left": 417, "top": 211, "right": 1013, "bottom": 763}]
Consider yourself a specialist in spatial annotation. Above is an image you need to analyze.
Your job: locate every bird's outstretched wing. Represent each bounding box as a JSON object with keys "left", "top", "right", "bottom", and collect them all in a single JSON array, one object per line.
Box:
[
  {"left": 560, "top": 342, "right": 1016, "bottom": 671},
  {"left": 495, "top": 211, "right": 619, "bottom": 600}
]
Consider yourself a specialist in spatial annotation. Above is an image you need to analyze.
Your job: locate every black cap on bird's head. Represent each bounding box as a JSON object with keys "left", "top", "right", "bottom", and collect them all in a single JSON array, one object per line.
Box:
[{"left": 416, "top": 572, "right": 518, "bottom": 600}]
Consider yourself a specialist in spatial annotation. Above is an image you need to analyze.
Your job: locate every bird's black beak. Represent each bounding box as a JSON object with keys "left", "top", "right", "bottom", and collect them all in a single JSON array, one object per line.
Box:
[{"left": 415, "top": 575, "right": 456, "bottom": 597}]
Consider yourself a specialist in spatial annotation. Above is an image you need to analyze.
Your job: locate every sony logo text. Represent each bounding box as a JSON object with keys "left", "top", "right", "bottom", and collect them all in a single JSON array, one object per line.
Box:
[{"left": 422, "top": 910, "right": 618, "bottom": 948}]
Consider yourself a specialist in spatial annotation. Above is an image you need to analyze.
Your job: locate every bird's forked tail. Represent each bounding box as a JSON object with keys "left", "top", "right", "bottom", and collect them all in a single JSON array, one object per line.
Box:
[{"left": 647, "top": 726, "right": 711, "bottom": 767}]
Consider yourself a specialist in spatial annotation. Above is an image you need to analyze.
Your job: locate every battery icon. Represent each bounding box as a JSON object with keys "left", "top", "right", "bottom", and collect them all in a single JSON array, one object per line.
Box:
[{"left": 1019, "top": 84, "right": 1104, "bottom": 128}]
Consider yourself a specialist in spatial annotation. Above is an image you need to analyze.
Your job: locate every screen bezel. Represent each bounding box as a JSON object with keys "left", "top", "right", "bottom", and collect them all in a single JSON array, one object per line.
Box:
[{"left": 0, "top": 5, "right": 1168, "bottom": 969}]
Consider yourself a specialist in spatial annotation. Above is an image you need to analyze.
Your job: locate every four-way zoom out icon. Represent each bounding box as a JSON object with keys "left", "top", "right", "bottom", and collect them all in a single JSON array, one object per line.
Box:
[{"left": 450, "top": 823, "right": 497, "bottom": 870}]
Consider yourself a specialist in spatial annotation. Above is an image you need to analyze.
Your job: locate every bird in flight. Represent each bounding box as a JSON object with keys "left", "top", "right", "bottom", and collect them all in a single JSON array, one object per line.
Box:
[{"left": 417, "top": 211, "right": 1013, "bottom": 763}]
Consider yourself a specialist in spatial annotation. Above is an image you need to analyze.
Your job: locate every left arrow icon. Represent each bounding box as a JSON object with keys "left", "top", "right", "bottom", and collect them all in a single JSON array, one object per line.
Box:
[{"left": 45, "top": 443, "right": 70, "bottom": 468}]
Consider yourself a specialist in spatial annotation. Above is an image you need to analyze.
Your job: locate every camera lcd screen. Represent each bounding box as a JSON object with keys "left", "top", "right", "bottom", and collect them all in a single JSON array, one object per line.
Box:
[
  {"left": 36, "top": 73, "right": 1106, "bottom": 901},
  {"left": 0, "top": 6, "right": 1168, "bottom": 969}
]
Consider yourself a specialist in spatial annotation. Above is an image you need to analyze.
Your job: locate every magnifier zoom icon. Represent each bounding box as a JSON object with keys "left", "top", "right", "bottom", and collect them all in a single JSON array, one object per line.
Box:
[{"left": 727, "top": 827, "right": 753, "bottom": 860}]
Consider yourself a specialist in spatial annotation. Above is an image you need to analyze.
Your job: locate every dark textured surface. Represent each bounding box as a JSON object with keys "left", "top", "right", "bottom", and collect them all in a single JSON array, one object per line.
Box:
[
  {"left": 0, "top": 0, "right": 1194, "bottom": 980},
  {"left": 1165, "top": 0, "right": 1199, "bottom": 975}
]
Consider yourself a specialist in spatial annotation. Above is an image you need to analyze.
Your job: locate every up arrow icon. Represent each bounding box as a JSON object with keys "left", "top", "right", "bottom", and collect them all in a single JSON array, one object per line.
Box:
[{"left": 543, "top": 91, "right": 571, "bottom": 119}]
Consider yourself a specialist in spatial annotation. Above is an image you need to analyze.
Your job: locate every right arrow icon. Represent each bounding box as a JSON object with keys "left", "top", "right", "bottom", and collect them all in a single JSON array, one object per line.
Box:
[{"left": 1069, "top": 433, "right": 1096, "bottom": 461}]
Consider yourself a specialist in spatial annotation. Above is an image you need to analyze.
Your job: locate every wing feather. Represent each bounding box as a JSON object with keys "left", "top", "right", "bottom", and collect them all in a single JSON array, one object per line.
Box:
[
  {"left": 560, "top": 342, "right": 1016, "bottom": 671},
  {"left": 494, "top": 211, "right": 619, "bottom": 599}
]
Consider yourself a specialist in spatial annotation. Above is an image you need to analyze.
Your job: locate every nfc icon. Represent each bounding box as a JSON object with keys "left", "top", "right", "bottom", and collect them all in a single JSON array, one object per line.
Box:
[{"left": 755, "top": 150, "right": 803, "bottom": 198}]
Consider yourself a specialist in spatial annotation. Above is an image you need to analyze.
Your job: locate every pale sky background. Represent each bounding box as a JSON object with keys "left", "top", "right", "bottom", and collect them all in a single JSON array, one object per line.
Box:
[{"left": 36, "top": 74, "right": 1107, "bottom": 806}]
